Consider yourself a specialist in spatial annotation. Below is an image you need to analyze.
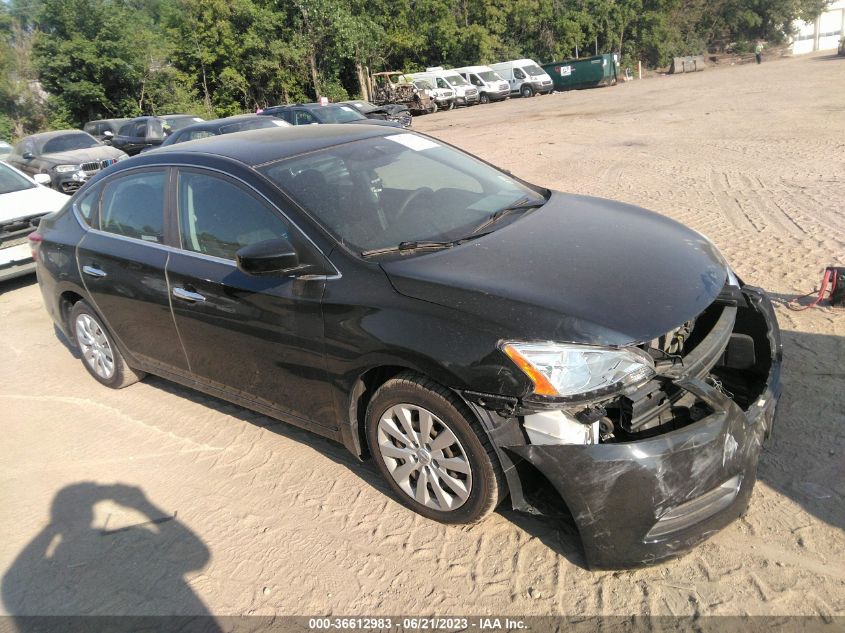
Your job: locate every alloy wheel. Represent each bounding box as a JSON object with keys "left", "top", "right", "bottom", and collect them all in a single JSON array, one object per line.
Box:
[
  {"left": 376, "top": 403, "right": 473, "bottom": 511},
  {"left": 75, "top": 314, "right": 115, "bottom": 380}
]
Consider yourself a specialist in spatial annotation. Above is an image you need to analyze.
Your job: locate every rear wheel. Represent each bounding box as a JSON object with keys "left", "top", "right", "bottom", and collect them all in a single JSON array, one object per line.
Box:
[
  {"left": 521, "top": 84, "right": 535, "bottom": 98},
  {"left": 366, "top": 372, "right": 505, "bottom": 524},
  {"left": 479, "top": 93, "right": 490, "bottom": 104},
  {"left": 71, "top": 301, "right": 145, "bottom": 389}
]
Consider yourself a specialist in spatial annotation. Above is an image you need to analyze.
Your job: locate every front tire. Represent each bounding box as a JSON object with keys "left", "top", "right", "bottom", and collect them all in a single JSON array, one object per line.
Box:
[
  {"left": 521, "top": 84, "right": 535, "bottom": 98},
  {"left": 71, "top": 301, "right": 145, "bottom": 389},
  {"left": 365, "top": 372, "right": 505, "bottom": 524}
]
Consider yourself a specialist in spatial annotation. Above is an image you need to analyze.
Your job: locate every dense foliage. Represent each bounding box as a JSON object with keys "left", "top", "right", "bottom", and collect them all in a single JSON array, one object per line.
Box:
[{"left": 0, "top": 0, "right": 830, "bottom": 138}]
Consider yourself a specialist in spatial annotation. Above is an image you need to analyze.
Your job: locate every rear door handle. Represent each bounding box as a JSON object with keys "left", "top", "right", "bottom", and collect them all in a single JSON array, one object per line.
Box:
[
  {"left": 172, "top": 287, "right": 206, "bottom": 303},
  {"left": 82, "top": 265, "right": 107, "bottom": 278}
]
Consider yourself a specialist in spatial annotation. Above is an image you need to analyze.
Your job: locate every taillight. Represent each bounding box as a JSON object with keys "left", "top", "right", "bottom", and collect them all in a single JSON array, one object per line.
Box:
[{"left": 28, "top": 231, "right": 43, "bottom": 260}]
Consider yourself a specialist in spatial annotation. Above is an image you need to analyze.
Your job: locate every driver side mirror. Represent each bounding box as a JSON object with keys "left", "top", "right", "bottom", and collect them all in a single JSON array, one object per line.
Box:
[
  {"left": 236, "top": 237, "right": 304, "bottom": 276},
  {"left": 22, "top": 151, "right": 34, "bottom": 160}
]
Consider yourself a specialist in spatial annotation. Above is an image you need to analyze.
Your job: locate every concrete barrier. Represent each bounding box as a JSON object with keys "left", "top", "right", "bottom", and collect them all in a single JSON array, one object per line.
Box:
[{"left": 670, "top": 55, "right": 707, "bottom": 73}]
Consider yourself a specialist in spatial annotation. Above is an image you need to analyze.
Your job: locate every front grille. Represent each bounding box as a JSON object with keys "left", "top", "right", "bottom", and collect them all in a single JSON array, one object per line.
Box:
[
  {"left": 61, "top": 181, "right": 83, "bottom": 193},
  {"left": 542, "top": 80, "right": 552, "bottom": 86},
  {"left": 466, "top": 88, "right": 478, "bottom": 97},
  {"left": 81, "top": 158, "right": 117, "bottom": 174},
  {"left": 0, "top": 214, "right": 46, "bottom": 248}
]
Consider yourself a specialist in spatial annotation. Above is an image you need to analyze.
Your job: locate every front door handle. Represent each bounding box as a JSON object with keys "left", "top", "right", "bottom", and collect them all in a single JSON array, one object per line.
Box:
[
  {"left": 172, "top": 287, "right": 206, "bottom": 303},
  {"left": 82, "top": 265, "right": 107, "bottom": 278}
]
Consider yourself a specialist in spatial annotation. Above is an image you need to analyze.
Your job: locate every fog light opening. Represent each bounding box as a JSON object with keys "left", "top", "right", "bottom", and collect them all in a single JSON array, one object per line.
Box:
[{"left": 645, "top": 474, "right": 742, "bottom": 541}]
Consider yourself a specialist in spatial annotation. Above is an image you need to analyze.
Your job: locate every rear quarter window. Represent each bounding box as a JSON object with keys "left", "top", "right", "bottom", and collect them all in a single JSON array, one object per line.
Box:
[{"left": 75, "top": 182, "right": 104, "bottom": 226}]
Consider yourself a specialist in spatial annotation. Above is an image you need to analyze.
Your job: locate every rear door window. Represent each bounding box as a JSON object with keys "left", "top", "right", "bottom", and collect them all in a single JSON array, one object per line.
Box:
[
  {"left": 99, "top": 170, "right": 167, "bottom": 243},
  {"left": 177, "top": 170, "right": 291, "bottom": 260}
]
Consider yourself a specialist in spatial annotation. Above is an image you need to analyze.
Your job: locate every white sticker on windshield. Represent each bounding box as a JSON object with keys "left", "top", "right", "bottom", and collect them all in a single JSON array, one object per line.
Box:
[
  {"left": 271, "top": 120, "right": 287, "bottom": 126},
  {"left": 386, "top": 134, "right": 440, "bottom": 151},
  {"left": 340, "top": 106, "right": 354, "bottom": 112}
]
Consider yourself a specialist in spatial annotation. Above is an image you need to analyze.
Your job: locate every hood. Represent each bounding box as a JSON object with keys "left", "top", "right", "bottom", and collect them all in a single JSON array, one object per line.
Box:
[
  {"left": 42, "top": 146, "right": 124, "bottom": 165},
  {"left": 381, "top": 192, "right": 728, "bottom": 346},
  {"left": 0, "top": 186, "right": 69, "bottom": 223}
]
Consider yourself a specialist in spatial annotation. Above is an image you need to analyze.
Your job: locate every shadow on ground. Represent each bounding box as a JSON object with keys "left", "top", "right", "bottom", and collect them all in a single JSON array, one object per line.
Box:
[{"left": 1, "top": 483, "right": 222, "bottom": 630}]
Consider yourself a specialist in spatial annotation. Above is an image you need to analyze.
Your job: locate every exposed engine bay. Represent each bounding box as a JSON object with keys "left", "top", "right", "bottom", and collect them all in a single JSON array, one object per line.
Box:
[{"left": 520, "top": 284, "right": 775, "bottom": 446}]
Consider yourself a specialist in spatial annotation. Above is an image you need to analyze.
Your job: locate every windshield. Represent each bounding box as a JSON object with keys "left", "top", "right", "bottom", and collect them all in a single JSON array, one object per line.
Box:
[
  {"left": 41, "top": 133, "right": 99, "bottom": 154},
  {"left": 523, "top": 64, "right": 545, "bottom": 77},
  {"left": 478, "top": 71, "right": 501, "bottom": 82},
  {"left": 259, "top": 133, "right": 546, "bottom": 254},
  {"left": 314, "top": 106, "right": 366, "bottom": 124},
  {"left": 0, "top": 162, "right": 36, "bottom": 194},
  {"left": 443, "top": 74, "right": 469, "bottom": 87},
  {"left": 414, "top": 80, "right": 433, "bottom": 90}
]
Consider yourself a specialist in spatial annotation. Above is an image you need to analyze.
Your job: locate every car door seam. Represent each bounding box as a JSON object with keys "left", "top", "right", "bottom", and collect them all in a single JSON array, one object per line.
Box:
[{"left": 164, "top": 251, "right": 193, "bottom": 374}]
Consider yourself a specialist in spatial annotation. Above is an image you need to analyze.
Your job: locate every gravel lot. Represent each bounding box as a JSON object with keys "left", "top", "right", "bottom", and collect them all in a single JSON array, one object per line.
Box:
[{"left": 1, "top": 52, "right": 843, "bottom": 618}]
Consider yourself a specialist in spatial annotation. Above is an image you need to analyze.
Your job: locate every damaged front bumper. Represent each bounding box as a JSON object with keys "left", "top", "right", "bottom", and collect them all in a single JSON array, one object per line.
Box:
[{"left": 470, "top": 286, "right": 781, "bottom": 568}]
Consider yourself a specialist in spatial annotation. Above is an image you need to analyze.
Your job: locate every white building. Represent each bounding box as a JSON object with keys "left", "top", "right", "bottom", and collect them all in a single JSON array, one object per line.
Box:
[{"left": 790, "top": 0, "right": 845, "bottom": 54}]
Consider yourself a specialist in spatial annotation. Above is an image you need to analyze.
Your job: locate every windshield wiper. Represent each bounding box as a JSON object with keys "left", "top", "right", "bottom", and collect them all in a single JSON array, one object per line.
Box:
[
  {"left": 361, "top": 232, "right": 493, "bottom": 258},
  {"left": 470, "top": 197, "right": 546, "bottom": 234}
]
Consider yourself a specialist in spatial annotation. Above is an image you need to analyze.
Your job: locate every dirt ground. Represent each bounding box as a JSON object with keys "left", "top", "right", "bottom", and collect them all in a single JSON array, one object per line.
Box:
[{"left": 1, "top": 52, "right": 843, "bottom": 619}]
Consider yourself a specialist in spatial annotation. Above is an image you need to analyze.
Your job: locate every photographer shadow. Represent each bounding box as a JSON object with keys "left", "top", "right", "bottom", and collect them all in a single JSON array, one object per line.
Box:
[{"left": 2, "top": 482, "right": 222, "bottom": 632}]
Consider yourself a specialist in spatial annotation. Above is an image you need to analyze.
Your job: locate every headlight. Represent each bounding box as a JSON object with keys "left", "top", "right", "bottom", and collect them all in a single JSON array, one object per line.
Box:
[
  {"left": 116, "top": 154, "right": 129, "bottom": 162},
  {"left": 502, "top": 342, "right": 655, "bottom": 401},
  {"left": 54, "top": 164, "right": 80, "bottom": 173}
]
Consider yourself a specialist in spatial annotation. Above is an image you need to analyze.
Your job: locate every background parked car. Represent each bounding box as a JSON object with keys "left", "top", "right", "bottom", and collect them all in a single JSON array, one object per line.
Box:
[
  {"left": 0, "top": 141, "right": 12, "bottom": 161},
  {"left": 259, "top": 103, "right": 403, "bottom": 127},
  {"left": 410, "top": 78, "right": 455, "bottom": 112},
  {"left": 111, "top": 114, "right": 205, "bottom": 155},
  {"left": 146, "top": 114, "right": 291, "bottom": 151},
  {"left": 338, "top": 101, "right": 412, "bottom": 128},
  {"left": 0, "top": 161, "right": 68, "bottom": 281},
  {"left": 6, "top": 130, "right": 126, "bottom": 193},
  {"left": 454, "top": 65, "right": 510, "bottom": 103},
  {"left": 83, "top": 118, "right": 131, "bottom": 145},
  {"left": 490, "top": 59, "right": 554, "bottom": 97}
]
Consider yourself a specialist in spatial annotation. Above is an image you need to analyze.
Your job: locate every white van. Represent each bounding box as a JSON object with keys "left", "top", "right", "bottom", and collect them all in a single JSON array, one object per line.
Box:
[
  {"left": 490, "top": 59, "right": 553, "bottom": 97},
  {"left": 410, "top": 68, "right": 479, "bottom": 106},
  {"left": 453, "top": 65, "right": 510, "bottom": 104}
]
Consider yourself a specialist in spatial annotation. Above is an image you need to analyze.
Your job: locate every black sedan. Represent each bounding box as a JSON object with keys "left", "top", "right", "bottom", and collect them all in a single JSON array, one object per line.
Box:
[
  {"left": 147, "top": 114, "right": 291, "bottom": 151},
  {"left": 260, "top": 102, "right": 403, "bottom": 127},
  {"left": 32, "top": 126, "right": 781, "bottom": 568},
  {"left": 6, "top": 131, "right": 127, "bottom": 193}
]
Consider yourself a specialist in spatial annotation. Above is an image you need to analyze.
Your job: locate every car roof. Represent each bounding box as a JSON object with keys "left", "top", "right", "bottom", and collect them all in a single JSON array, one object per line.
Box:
[
  {"left": 173, "top": 114, "right": 273, "bottom": 134},
  {"left": 266, "top": 102, "right": 345, "bottom": 112},
  {"left": 153, "top": 124, "right": 399, "bottom": 166},
  {"left": 85, "top": 118, "right": 130, "bottom": 125},
  {"left": 20, "top": 130, "right": 93, "bottom": 143}
]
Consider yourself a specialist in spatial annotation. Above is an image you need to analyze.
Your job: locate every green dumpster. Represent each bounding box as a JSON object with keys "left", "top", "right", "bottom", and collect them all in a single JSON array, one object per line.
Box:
[{"left": 541, "top": 54, "right": 618, "bottom": 91}]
